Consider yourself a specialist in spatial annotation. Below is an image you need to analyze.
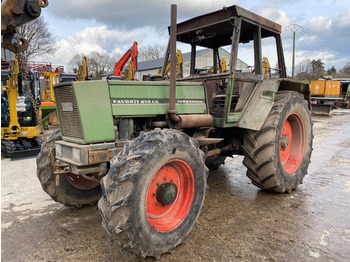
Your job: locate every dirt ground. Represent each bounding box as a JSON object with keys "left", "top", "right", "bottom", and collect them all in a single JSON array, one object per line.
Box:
[{"left": 2, "top": 109, "right": 350, "bottom": 261}]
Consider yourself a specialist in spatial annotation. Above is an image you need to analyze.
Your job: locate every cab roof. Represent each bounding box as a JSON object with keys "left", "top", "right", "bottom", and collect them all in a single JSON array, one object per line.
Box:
[{"left": 172, "top": 5, "right": 282, "bottom": 48}]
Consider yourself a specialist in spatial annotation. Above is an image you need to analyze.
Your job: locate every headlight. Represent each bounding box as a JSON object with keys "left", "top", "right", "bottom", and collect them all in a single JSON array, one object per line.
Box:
[{"left": 73, "top": 147, "right": 81, "bottom": 163}]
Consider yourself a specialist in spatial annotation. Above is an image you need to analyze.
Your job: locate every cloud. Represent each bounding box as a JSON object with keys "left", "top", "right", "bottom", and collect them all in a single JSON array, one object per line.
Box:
[
  {"left": 46, "top": 0, "right": 241, "bottom": 30},
  {"left": 279, "top": 8, "right": 350, "bottom": 71},
  {"left": 255, "top": 7, "right": 292, "bottom": 29},
  {"left": 34, "top": 25, "right": 168, "bottom": 67},
  {"left": 36, "top": 1, "right": 350, "bottom": 74}
]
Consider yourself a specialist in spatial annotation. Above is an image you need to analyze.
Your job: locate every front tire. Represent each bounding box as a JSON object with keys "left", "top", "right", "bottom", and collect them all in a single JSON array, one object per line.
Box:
[
  {"left": 36, "top": 129, "right": 101, "bottom": 207},
  {"left": 242, "top": 91, "right": 313, "bottom": 193},
  {"left": 98, "top": 129, "right": 208, "bottom": 258}
]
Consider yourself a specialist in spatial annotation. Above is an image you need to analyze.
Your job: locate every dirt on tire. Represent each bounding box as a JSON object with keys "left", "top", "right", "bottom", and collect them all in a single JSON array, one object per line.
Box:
[
  {"left": 98, "top": 128, "right": 208, "bottom": 259},
  {"left": 36, "top": 129, "right": 101, "bottom": 207},
  {"left": 242, "top": 91, "right": 313, "bottom": 193}
]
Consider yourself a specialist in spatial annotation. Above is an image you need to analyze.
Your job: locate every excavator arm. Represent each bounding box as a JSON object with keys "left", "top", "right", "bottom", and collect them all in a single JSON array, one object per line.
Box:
[
  {"left": 1, "top": 0, "right": 48, "bottom": 52},
  {"left": 77, "top": 56, "right": 89, "bottom": 81},
  {"left": 113, "top": 41, "right": 138, "bottom": 78}
]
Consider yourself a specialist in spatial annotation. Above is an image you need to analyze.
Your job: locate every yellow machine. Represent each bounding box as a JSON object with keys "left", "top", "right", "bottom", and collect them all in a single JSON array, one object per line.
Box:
[
  {"left": 41, "top": 56, "right": 90, "bottom": 127},
  {"left": 157, "top": 49, "right": 184, "bottom": 79},
  {"left": 123, "top": 61, "right": 136, "bottom": 80},
  {"left": 77, "top": 56, "right": 89, "bottom": 81},
  {"left": 310, "top": 79, "right": 342, "bottom": 115},
  {"left": 262, "top": 57, "right": 271, "bottom": 77},
  {"left": 1, "top": 58, "right": 42, "bottom": 157},
  {"left": 310, "top": 80, "right": 341, "bottom": 96},
  {"left": 41, "top": 72, "right": 60, "bottom": 127},
  {"left": 1, "top": 0, "right": 48, "bottom": 157},
  {"left": 42, "top": 72, "right": 60, "bottom": 102},
  {"left": 209, "top": 57, "right": 227, "bottom": 73}
]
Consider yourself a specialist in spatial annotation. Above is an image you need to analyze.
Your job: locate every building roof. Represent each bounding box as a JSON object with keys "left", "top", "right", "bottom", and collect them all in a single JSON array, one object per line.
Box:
[
  {"left": 137, "top": 48, "right": 249, "bottom": 72},
  {"left": 137, "top": 48, "right": 211, "bottom": 71}
]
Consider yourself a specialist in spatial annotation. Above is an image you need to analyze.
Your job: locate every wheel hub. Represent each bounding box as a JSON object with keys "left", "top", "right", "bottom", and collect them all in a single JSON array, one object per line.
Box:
[
  {"left": 280, "top": 136, "right": 290, "bottom": 150},
  {"left": 156, "top": 182, "right": 178, "bottom": 205},
  {"left": 146, "top": 159, "right": 195, "bottom": 232}
]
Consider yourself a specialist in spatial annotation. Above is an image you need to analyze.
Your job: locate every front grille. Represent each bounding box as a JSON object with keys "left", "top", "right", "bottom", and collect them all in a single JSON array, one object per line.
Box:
[{"left": 55, "top": 84, "right": 84, "bottom": 140}]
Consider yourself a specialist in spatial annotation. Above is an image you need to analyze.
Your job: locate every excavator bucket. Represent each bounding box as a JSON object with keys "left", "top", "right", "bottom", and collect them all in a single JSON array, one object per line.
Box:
[{"left": 311, "top": 104, "right": 333, "bottom": 115}]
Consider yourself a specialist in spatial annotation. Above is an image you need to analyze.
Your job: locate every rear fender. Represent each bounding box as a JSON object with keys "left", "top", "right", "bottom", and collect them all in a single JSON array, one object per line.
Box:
[
  {"left": 237, "top": 79, "right": 309, "bottom": 131},
  {"left": 237, "top": 79, "right": 279, "bottom": 131}
]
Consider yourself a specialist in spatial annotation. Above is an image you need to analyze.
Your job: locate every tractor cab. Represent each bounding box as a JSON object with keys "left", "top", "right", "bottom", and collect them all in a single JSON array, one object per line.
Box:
[{"left": 171, "top": 5, "right": 307, "bottom": 129}]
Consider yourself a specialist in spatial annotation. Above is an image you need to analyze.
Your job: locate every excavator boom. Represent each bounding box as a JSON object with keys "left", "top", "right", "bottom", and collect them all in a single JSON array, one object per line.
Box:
[{"left": 113, "top": 41, "right": 138, "bottom": 78}]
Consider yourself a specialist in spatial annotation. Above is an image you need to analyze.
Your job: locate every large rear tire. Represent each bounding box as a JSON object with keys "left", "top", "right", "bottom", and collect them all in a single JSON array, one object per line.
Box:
[
  {"left": 242, "top": 91, "right": 313, "bottom": 193},
  {"left": 36, "top": 129, "right": 101, "bottom": 207},
  {"left": 98, "top": 129, "right": 208, "bottom": 258}
]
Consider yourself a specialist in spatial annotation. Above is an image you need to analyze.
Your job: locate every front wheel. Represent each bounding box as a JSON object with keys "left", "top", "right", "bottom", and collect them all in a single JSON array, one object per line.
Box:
[
  {"left": 98, "top": 129, "right": 208, "bottom": 258},
  {"left": 242, "top": 91, "right": 313, "bottom": 193},
  {"left": 36, "top": 129, "right": 101, "bottom": 207}
]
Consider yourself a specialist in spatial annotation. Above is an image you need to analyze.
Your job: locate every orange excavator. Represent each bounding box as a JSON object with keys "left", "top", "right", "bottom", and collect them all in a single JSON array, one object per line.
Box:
[{"left": 113, "top": 41, "right": 138, "bottom": 80}]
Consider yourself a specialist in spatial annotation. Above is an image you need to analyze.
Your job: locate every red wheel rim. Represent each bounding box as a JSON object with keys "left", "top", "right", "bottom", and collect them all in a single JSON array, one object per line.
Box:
[
  {"left": 146, "top": 159, "right": 195, "bottom": 232},
  {"left": 279, "top": 113, "right": 306, "bottom": 174},
  {"left": 65, "top": 173, "right": 100, "bottom": 190}
]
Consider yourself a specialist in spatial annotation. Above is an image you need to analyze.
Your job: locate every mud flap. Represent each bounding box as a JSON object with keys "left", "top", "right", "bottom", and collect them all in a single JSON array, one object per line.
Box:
[{"left": 311, "top": 104, "right": 333, "bottom": 116}]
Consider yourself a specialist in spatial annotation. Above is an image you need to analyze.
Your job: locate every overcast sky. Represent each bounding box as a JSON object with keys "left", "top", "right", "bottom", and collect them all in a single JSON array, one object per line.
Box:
[{"left": 38, "top": 0, "right": 350, "bottom": 75}]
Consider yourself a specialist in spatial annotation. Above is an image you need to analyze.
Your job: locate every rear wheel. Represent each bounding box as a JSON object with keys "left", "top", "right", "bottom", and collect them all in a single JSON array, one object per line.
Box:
[
  {"left": 36, "top": 129, "right": 101, "bottom": 207},
  {"left": 242, "top": 91, "right": 313, "bottom": 193},
  {"left": 98, "top": 129, "right": 208, "bottom": 258}
]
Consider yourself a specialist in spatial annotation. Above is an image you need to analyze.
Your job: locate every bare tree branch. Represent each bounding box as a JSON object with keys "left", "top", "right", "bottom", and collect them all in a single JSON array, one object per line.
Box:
[
  {"left": 17, "top": 17, "right": 57, "bottom": 61},
  {"left": 68, "top": 53, "right": 85, "bottom": 73},
  {"left": 88, "top": 51, "right": 114, "bottom": 80},
  {"left": 138, "top": 44, "right": 166, "bottom": 62}
]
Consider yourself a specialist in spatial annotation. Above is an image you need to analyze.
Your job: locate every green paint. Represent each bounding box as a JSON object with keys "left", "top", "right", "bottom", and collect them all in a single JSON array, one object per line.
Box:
[
  {"left": 41, "top": 106, "right": 56, "bottom": 126},
  {"left": 73, "top": 81, "right": 115, "bottom": 143},
  {"left": 111, "top": 103, "right": 206, "bottom": 116},
  {"left": 236, "top": 79, "right": 279, "bottom": 131},
  {"left": 109, "top": 80, "right": 206, "bottom": 117}
]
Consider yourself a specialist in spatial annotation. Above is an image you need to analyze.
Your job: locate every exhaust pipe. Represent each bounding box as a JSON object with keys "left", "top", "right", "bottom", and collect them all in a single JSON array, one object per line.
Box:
[
  {"left": 168, "top": 4, "right": 181, "bottom": 123},
  {"left": 168, "top": 4, "right": 213, "bottom": 129}
]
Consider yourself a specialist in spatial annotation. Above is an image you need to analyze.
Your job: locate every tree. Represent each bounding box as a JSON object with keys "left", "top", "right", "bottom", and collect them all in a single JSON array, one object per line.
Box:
[
  {"left": 87, "top": 51, "right": 114, "bottom": 80},
  {"left": 67, "top": 52, "right": 114, "bottom": 79},
  {"left": 327, "top": 66, "right": 337, "bottom": 75},
  {"left": 138, "top": 44, "right": 167, "bottom": 62},
  {"left": 295, "top": 59, "right": 312, "bottom": 80},
  {"left": 310, "top": 59, "right": 325, "bottom": 78},
  {"left": 17, "top": 17, "right": 57, "bottom": 62},
  {"left": 68, "top": 51, "right": 120, "bottom": 79},
  {"left": 68, "top": 54, "right": 85, "bottom": 73},
  {"left": 295, "top": 58, "right": 325, "bottom": 80},
  {"left": 339, "top": 62, "right": 350, "bottom": 76},
  {"left": 296, "top": 59, "right": 312, "bottom": 75}
]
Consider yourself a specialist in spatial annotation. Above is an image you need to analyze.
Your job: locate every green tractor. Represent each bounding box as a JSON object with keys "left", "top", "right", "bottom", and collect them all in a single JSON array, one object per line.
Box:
[{"left": 37, "top": 5, "right": 313, "bottom": 259}]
